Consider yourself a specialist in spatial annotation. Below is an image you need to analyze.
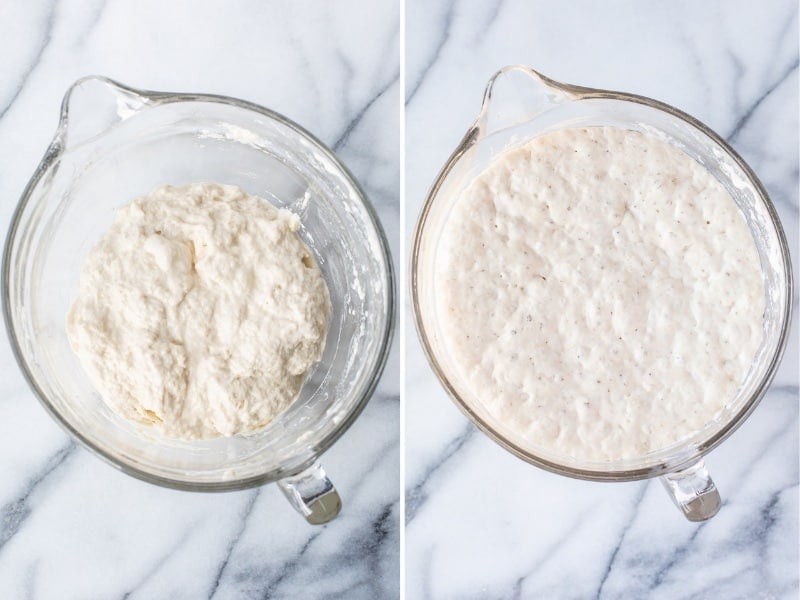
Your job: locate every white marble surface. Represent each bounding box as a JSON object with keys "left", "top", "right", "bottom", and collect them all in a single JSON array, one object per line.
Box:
[
  {"left": 405, "top": 1, "right": 798, "bottom": 598},
  {"left": 0, "top": 1, "right": 399, "bottom": 598}
]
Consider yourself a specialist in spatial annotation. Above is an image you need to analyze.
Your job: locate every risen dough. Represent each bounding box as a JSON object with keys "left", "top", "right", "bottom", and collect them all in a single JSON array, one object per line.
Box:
[
  {"left": 67, "top": 183, "right": 330, "bottom": 440},
  {"left": 436, "top": 127, "right": 764, "bottom": 461}
]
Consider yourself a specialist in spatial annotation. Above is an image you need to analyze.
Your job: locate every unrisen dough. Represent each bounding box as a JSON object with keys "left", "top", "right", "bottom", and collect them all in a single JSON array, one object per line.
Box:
[
  {"left": 67, "top": 183, "right": 330, "bottom": 440},
  {"left": 436, "top": 127, "right": 764, "bottom": 461}
]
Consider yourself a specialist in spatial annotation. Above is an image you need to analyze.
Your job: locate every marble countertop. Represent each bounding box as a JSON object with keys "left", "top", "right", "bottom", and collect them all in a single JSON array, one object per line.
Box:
[
  {"left": 0, "top": 1, "right": 399, "bottom": 598},
  {"left": 405, "top": 1, "right": 798, "bottom": 598},
  {"left": 2, "top": 1, "right": 798, "bottom": 598}
]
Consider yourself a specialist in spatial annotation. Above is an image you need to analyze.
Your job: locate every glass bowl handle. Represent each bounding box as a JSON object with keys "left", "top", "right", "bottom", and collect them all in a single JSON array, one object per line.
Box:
[
  {"left": 660, "top": 459, "right": 721, "bottom": 521},
  {"left": 277, "top": 461, "right": 342, "bottom": 525}
]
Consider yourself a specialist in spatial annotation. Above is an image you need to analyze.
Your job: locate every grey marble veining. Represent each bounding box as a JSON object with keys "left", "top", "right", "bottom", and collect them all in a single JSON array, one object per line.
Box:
[
  {"left": 0, "top": 1, "right": 399, "bottom": 599},
  {"left": 405, "top": 1, "right": 798, "bottom": 598}
]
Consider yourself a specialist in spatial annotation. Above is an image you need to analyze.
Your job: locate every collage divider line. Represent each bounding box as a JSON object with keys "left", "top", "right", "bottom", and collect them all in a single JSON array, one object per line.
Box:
[{"left": 398, "top": 0, "right": 407, "bottom": 597}]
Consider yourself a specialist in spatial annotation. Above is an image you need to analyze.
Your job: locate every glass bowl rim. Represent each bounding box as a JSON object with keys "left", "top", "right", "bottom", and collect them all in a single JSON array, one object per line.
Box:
[
  {"left": 410, "top": 67, "right": 793, "bottom": 482},
  {"left": 2, "top": 75, "right": 396, "bottom": 492}
]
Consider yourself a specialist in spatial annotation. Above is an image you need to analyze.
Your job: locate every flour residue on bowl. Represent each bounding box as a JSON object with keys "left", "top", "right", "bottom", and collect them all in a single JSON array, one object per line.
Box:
[
  {"left": 435, "top": 126, "right": 765, "bottom": 461},
  {"left": 67, "top": 183, "right": 330, "bottom": 440}
]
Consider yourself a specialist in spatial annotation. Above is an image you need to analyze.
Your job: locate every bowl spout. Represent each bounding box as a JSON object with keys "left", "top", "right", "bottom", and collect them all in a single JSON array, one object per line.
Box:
[
  {"left": 58, "top": 76, "right": 149, "bottom": 150},
  {"left": 477, "top": 65, "right": 575, "bottom": 138}
]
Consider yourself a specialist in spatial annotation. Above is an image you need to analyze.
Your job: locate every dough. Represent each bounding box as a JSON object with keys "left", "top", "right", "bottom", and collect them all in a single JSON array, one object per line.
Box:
[
  {"left": 435, "top": 127, "right": 764, "bottom": 461},
  {"left": 67, "top": 183, "right": 330, "bottom": 440}
]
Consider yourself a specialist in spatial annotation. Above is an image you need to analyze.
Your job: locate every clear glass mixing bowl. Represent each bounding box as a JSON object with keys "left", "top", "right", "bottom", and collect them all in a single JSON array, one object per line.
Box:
[
  {"left": 411, "top": 66, "right": 792, "bottom": 521},
  {"left": 3, "top": 76, "right": 395, "bottom": 524}
]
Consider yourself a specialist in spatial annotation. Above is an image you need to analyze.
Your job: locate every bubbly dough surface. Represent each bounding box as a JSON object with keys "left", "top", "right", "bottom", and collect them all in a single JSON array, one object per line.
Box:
[
  {"left": 435, "top": 127, "right": 764, "bottom": 461},
  {"left": 67, "top": 183, "right": 330, "bottom": 440}
]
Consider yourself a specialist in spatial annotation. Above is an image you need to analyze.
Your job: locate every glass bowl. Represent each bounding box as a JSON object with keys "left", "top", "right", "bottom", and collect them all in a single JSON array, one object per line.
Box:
[
  {"left": 411, "top": 66, "right": 792, "bottom": 521},
  {"left": 3, "top": 76, "right": 395, "bottom": 524}
]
